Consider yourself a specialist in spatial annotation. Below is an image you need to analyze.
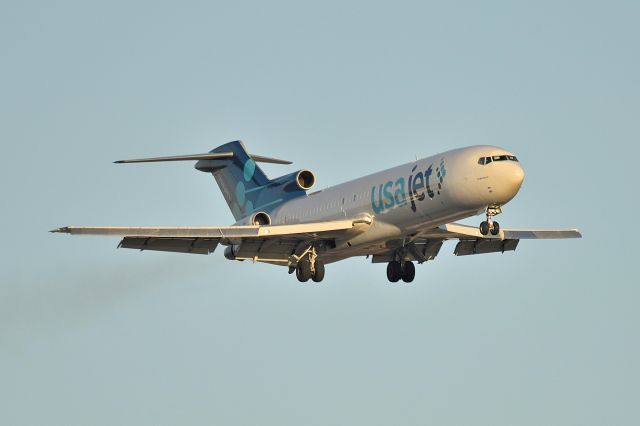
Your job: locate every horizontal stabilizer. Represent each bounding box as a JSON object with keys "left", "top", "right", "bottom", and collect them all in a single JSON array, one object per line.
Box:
[
  {"left": 114, "top": 152, "right": 292, "bottom": 165},
  {"left": 114, "top": 152, "right": 234, "bottom": 163},
  {"left": 248, "top": 155, "right": 293, "bottom": 165}
]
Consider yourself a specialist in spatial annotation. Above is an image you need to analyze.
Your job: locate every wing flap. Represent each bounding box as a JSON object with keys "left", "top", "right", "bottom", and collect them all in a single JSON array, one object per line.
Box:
[
  {"left": 118, "top": 237, "right": 220, "bottom": 254},
  {"left": 454, "top": 239, "right": 519, "bottom": 256}
]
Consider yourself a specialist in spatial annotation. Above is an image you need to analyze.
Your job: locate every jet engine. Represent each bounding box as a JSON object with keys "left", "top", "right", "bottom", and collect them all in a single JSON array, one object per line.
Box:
[
  {"left": 294, "top": 169, "right": 316, "bottom": 190},
  {"left": 251, "top": 211, "right": 271, "bottom": 226}
]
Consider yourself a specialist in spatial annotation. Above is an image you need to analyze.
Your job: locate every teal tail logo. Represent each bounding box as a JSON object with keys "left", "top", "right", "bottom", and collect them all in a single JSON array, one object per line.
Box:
[{"left": 233, "top": 158, "right": 258, "bottom": 218}]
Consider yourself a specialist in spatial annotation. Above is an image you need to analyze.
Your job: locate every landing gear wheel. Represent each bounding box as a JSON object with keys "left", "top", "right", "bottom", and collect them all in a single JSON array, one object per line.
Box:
[
  {"left": 482, "top": 205, "right": 502, "bottom": 236},
  {"left": 490, "top": 221, "right": 500, "bottom": 235},
  {"left": 296, "top": 259, "right": 311, "bottom": 282},
  {"left": 401, "top": 261, "right": 415, "bottom": 283},
  {"left": 312, "top": 260, "right": 325, "bottom": 282},
  {"left": 479, "top": 221, "right": 490, "bottom": 235},
  {"left": 387, "top": 261, "right": 402, "bottom": 282}
]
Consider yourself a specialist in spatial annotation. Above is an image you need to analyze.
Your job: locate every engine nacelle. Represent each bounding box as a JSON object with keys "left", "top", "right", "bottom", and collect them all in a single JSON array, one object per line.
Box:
[
  {"left": 295, "top": 169, "right": 316, "bottom": 190},
  {"left": 279, "top": 169, "right": 316, "bottom": 192},
  {"left": 234, "top": 211, "right": 272, "bottom": 226},
  {"left": 251, "top": 211, "right": 271, "bottom": 226},
  {"left": 224, "top": 245, "right": 243, "bottom": 261}
]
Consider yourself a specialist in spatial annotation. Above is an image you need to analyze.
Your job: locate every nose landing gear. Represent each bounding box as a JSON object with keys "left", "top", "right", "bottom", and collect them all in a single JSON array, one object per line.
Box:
[
  {"left": 479, "top": 220, "right": 500, "bottom": 236},
  {"left": 479, "top": 205, "right": 502, "bottom": 236}
]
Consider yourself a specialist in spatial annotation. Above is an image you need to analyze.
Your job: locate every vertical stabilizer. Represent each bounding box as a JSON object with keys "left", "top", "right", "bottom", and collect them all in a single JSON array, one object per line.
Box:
[{"left": 195, "top": 141, "right": 286, "bottom": 220}]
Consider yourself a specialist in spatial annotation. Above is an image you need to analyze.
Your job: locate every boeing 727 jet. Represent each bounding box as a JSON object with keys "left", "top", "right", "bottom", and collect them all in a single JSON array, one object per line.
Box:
[{"left": 52, "top": 140, "right": 581, "bottom": 282}]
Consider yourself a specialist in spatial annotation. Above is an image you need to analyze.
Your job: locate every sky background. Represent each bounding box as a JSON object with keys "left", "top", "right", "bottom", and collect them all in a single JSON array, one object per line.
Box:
[{"left": 1, "top": 1, "right": 638, "bottom": 425}]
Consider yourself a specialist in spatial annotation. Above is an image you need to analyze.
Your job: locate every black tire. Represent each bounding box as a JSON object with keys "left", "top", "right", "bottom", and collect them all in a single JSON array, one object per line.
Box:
[
  {"left": 296, "top": 259, "right": 311, "bottom": 282},
  {"left": 312, "top": 260, "right": 325, "bottom": 282},
  {"left": 490, "top": 221, "right": 500, "bottom": 235},
  {"left": 479, "top": 221, "right": 489, "bottom": 235},
  {"left": 387, "top": 261, "right": 402, "bottom": 282},
  {"left": 401, "top": 261, "right": 415, "bottom": 283}
]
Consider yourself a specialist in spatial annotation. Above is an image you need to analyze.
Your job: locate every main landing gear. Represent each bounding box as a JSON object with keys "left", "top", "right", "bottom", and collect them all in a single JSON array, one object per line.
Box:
[
  {"left": 386, "top": 260, "right": 415, "bottom": 283},
  {"left": 290, "top": 246, "right": 325, "bottom": 283},
  {"left": 479, "top": 205, "right": 501, "bottom": 236}
]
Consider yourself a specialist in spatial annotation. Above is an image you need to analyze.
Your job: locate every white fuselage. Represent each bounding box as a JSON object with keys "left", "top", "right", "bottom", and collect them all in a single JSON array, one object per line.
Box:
[{"left": 245, "top": 146, "right": 525, "bottom": 262}]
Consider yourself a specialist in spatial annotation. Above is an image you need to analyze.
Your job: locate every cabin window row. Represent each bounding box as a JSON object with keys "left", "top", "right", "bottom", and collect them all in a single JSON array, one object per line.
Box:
[{"left": 478, "top": 155, "right": 519, "bottom": 165}]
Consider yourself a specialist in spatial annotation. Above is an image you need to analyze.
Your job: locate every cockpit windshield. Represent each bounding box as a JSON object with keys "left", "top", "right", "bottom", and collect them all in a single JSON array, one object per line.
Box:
[{"left": 478, "top": 155, "right": 518, "bottom": 165}]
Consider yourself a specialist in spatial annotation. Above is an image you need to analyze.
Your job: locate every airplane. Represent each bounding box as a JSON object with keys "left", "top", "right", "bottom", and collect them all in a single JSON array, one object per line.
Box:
[{"left": 52, "top": 140, "right": 581, "bottom": 283}]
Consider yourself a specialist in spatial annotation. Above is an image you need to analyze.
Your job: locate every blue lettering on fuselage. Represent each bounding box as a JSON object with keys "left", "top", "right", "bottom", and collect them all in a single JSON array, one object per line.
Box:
[{"left": 371, "top": 162, "right": 440, "bottom": 214}]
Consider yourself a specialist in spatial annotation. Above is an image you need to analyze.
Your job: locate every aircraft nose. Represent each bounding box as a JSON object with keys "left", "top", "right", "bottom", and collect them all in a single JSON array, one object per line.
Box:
[{"left": 506, "top": 162, "right": 525, "bottom": 196}]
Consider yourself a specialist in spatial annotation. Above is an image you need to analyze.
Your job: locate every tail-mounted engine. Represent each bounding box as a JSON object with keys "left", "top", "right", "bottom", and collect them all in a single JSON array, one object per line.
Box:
[
  {"left": 294, "top": 170, "right": 315, "bottom": 190},
  {"left": 251, "top": 211, "right": 271, "bottom": 225},
  {"left": 276, "top": 169, "right": 316, "bottom": 192}
]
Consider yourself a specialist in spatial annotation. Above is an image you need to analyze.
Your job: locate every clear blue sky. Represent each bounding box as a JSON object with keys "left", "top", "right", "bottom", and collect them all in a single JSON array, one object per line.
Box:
[{"left": 1, "top": 1, "right": 638, "bottom": 425}]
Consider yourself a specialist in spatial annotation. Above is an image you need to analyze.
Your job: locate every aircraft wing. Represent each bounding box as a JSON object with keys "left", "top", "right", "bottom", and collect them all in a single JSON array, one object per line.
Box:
[
  {"left": 51, "top": 218, "right": 372, "bottom": 258},
  {"left": 426, "top": 222, "right": 582, "bottom": 240},
  {"left": 371, "top": 222, "right": 581, "bottom": 263}
]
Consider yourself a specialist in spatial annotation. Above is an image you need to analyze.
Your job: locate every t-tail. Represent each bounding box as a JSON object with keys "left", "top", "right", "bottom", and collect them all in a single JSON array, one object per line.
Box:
[{"left": 115, "top": 140, "right": 316, "bottom": 221}]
